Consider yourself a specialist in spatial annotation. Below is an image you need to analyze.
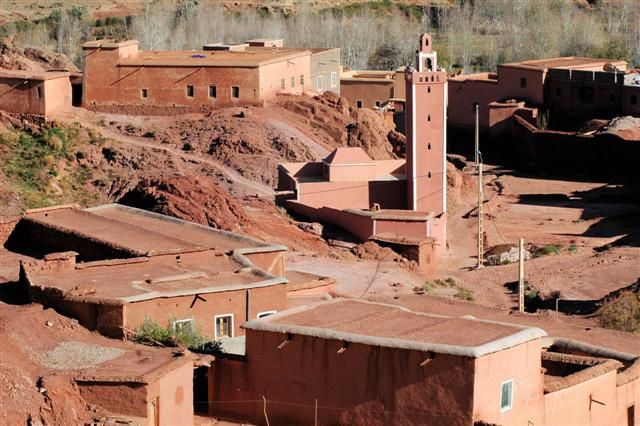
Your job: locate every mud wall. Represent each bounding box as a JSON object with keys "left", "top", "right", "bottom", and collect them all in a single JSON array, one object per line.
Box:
[
  {"left": 511, "top": 113, "right": 640, "bottom": 175},
  {"left": 296, "top": 179, "right": 406, "bottom": 210},
  {"left": 124, "top": 283, "right": 287, "bottom": 338},
  {"left": 43, "top": 76, "right": 72, "bottom": 116},
  {"left": 0, "top": 216, "right": 20, "bottom": 246},
  {"left": 473, "top": 340, "right": 544, "bottom": 425},
  {"left": 340, "top": 79, "right": 394, "bottom": 109},
  {"left": 211, "top": 329, "right": 476, "bottom": 425},
  {"left": 78, "top": 382, "right": 148, "bottom": 418},
  {"left": 0, "top": 77, "right": 46, "bottom": 115},
  {"left": 242, "top": 250, "right": 286, "bottom": 277},
  {"left": 146, "top": 361, "right": 194, "bottom": 426}
]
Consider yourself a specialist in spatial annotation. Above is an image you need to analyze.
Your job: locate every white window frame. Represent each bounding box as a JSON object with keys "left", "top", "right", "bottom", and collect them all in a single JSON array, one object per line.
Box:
[
  {"left": 257, "top": 310, "right": 277, "bottom": 319},
  {"left": 316, "top": 75, "right": 323, "bottom": 91},
  {"left": 172, "top": 318, "right": 194, "bottom": 332},
  {"left": 330, "top": 71, "right": 337, "bottom": 88},
  {"left": 500, "top": 380, "right": 513, "bottom": 412},
  {"left": 214, "top": 314, "right": 234, "bottom": 339}
]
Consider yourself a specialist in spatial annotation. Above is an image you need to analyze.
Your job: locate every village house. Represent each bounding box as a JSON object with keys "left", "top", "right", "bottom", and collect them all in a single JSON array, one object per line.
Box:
[
  {"left": 340, "top": 68, "right": 405, "bottom": 110},
  {"left": 0, "top": 70, "right": 81, "bottom": 117},
  {"left": 1, "top": 303, "right": 196, "bottom": 426},
  {"left": 447, "top": 56, "right": 633, "bottom": 135},
  {"left": 278, "top": 34, "right": 448, "bottom": 270},
  {"left": 81, "top": 38, "right": 340, "bottom": 112},
  {"left": 209, "top": 298, "right": 640, "bottom": 426},
  {"left": 12, "top": 203, "right": 288, "bottom": 340}
]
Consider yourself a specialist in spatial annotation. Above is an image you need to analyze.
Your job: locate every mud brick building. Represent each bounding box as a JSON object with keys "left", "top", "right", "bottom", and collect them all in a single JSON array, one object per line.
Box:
[
  {"left": 81, "top": 39, "right": 340, "bottom": 112},
  {"left": 209, "top": 298, "right": 640, "bottom": 426},
  {"left": 14, "top": 203, "right": 288, "bottom": 339},
  {"left": 447, "top": 57, "right": 633, "bottom": 135},
  {"left": 0, "top": 70, "right": 80, "bottom": 117},
  {"left": 278, "top": 34, "right": 447, "bottom": 269}
]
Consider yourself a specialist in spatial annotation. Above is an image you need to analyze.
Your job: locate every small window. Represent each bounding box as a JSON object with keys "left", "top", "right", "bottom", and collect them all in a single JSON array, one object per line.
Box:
[
  {"left": 555, "top": 87, "right": 561, "bottom": 97},
  {"left": 427, "top": 114, "right": 431, "bottom": 122},
  {"left": 580, "top": 87, "right": 594, "bottom": 103},
  {"left": 300, "top": 74, "right": 304, "bottom": 86},
  {"left": 500, "top": 380, "right": 513, "bottom": 412},
  {"left": 520, "top": 77, "right": 527, "bottom": 88},
  {"left": 257, "top": 310, "right": 276, "bottom": 319},
  {"left": 331, "top": 71, "right": 337, "bottom": 88},
  {"left": 356, "top": 99, "right": 363, "bottom": 108},
  {"left": 231, "top": 86, "right": 240, "bottom": 99},
  {"left": 141, "top": 88, "right": 148, "bottom": 98},
  {"left": 374, "top": 100, "right": 381, "bottom": 108},
  {"left": 316, "top": 75, "right": 323, "bottom": 91},
  {"left": 209, "top": 85, "right": 217, "bottom": 98},
  {"left": 214, "top": 314, "right": 234, "bottom": 339},
  {"left": 280, "top": 78, "right": 285, "bottom": 90},
  {"left": 610, "top": 94, "right": 616, "bottom": 104},
  {"left": 427, "top": 86, "right": 431, "bottom": 93},
  {"left": 631, "top": 94, "right": 637, "bottom": 105},
  {"left": 290, "top": 76, "right": 295, "bottom": 88},
  {"left": 186, "top": 85, "right": 194, "bottom": 97},
  {"left": 172, "top": 319, "right": 194, "bottom": 333},
  {"left": 36, "top": 86, "right": 42, "bottom": 98}
]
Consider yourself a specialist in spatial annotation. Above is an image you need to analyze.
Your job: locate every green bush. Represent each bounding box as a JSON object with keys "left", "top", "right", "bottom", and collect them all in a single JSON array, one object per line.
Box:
[
  {"left": 133, "top": 317, "right": 223, "bottom": 354},
  {"left": 454, "top": 288, "right": 474, "bottom": 302},
  {"left": 535, "top": 245, "right": 561, "bottom": 257},
  {"left": 568, "top": 244, "right": 577, "bottom": 254},
  {"left": 599, "top": 292, "right": 640, "bottom": 334}
]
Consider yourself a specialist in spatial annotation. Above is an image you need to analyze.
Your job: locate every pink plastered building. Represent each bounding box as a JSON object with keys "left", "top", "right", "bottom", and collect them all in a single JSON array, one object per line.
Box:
[{"left": 278, "top": 34, "right": 448, "bottom": 268}]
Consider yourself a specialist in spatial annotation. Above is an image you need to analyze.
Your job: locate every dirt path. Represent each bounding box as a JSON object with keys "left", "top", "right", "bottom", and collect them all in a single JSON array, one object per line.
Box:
[{"left": 93, "top": 125, "right": 275, "bottom": 196}]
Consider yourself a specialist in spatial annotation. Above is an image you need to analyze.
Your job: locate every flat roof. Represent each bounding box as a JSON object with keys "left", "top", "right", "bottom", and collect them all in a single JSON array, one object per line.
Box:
[
  {"left": 28, "top": 249, "right": 278, "bottom": 304},
  {"left": 0, "top": 70, "right": 71, "bottom": 81},
  {"left": 341, "top": 69, "right": 395, "bottom": 82},
  {"left": 120, "top": 46, "right": 311, "bottom": 68},
  {"left": 500, "top": 57, "right": 627, "bottom": 71},
  {"left": 1, "top": 303, "right": 190, "bottom": 384},
  {"left": 244, "top": 299, "right": 547, "bottom": 358},
  {"left": 25, "top": 203, "right": 283, "bottom": 255}
]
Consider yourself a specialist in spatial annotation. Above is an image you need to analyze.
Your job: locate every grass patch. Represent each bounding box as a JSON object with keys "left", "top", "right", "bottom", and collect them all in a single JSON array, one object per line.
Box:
[
  {"left": 133, "top": 317, "right": 222, "bottom": 354},
  {"left": 568, "top": 244, "right": 577, "bottom": 254}
]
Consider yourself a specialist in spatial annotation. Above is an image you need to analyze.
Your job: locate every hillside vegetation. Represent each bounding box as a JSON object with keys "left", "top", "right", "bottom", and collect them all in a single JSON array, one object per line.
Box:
[{"left": 2, "top": 0, "right": 639, "bottom": 74}]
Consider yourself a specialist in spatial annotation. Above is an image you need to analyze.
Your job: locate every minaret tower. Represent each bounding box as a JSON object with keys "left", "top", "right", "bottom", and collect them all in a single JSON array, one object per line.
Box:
[{"left": 405, "top": 33, "right": 447, "bottom": 214}]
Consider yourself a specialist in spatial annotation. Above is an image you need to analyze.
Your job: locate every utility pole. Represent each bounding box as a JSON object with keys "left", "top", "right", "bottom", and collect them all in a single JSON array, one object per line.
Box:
[
  {"left": 474, "top": 103, "right": 479, "bottom": 164},
  {"left": 518, "top": 238, "right": 525, "bottom": 313},
  {"left": 476, "top": 103, "right": 484, "bottom": 269}
]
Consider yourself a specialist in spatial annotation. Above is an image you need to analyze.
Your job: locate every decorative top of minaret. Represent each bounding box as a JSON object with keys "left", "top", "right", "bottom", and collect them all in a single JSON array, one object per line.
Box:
[{"left": 420, "top": 33, "right": 433, "bottom": 53}]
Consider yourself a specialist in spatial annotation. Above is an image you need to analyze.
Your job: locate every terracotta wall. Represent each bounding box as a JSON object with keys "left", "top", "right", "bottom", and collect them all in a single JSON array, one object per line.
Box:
[
  {"left": 327, "top": 164, "right": 377, "bottom": 182},
  {"left": 242, "top": 249, "right": 286, "bottom": 277},
  {"left": 340, "top": 80, "right": 394, "bottom": 109},
  {"left": 259, "top": 55, "right": 310, "bottom": 100},
  {"left": 124, "top": 283, "right": 287, "bottom": 338},
  {"left": 296, "top": 179, "right": 406, "bottom": 210},
  {"left": 448, "top": 79, "right": 500, "bottom": 128},
  {"left": 615, "top": 380, "right": 640, "bottom": 426},
  {"left": 405, "top": 70, "right": 447, "bottom": 214},
  {"left": 0, "top": 77, "right": 45, "bottom": 115},
  {"left": 472, "top": 340, "right": 545, "bottom": 425},
  {"left": 496, "top": 66, "right": 545, "bottom": 105},
  {"left": 78, "top": 382, "right": 148, "bottom": 418},
  {"left": 211, "top": 330, "right": 476, "bottom": 425},
  {"left": 543, "top": 370, "right": 618, "bottom": 425},
  {"left": 0, "top": 216, "right": 20, "bottom": 245},
  {"left": 146, "top": 361, "right": 194, "bottom": 426},
  {"left": 43, "top": 76, "right": 72, "bottom": 116},
  {"left": 374, "top": 218, "right": 428, "bottom": 238}
]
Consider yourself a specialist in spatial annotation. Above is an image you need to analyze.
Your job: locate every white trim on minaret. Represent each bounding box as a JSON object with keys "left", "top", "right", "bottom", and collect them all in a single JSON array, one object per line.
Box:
[
  {"left": 442, "top": 80, "right": 448, "bottom": 214},
  {"left": 411, "top": 81, "right": 417, "bottom": 211}
]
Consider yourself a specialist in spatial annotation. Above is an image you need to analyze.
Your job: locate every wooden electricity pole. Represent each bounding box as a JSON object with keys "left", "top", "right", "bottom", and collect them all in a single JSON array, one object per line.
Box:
[
  {"left": 518, "top": 238, "right": 525, "bottom": 313},
  {"left": 475, "top": 103, "right": 484, "bottom": 269}
]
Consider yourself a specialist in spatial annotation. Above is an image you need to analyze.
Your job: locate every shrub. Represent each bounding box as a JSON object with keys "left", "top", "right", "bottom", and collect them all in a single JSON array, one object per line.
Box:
[
  {"left": 598, "top": 292, "right": 640, "bottom": 334},
  {"left": 454, "top": 288, "right": 474, "bottom": 301},
  {"left": 535, "top": 245, "right": 561, "bottom": 257},
  {"left": 568, "top": 244, "right": 577, "bottom": 254},
  {"left": 143, "top": 130, "right": 157, "bottom": 138},
  {"left": 133, "top": 317, "right": 223, "bottom": 354}
]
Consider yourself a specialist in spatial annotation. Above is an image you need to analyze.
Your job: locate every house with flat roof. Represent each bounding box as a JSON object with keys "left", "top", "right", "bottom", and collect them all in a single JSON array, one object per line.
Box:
[
  {"left": 209, "top": 298, "right": 640, "bottom": 426},
  {"left": 0, "top": 70, "right": 76, "bottom": 117},
  {"left": 448, "top": 56, "right": 631, "bottom": 133},
  {"left": 81, "top": 39, "right": 340, "bottom": 113},
  {"left": 14, "top": 203, "right": 288, "bottom": 340},
  {"left": 1, "top": 303, "right": 195, "bottom": 425}
]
